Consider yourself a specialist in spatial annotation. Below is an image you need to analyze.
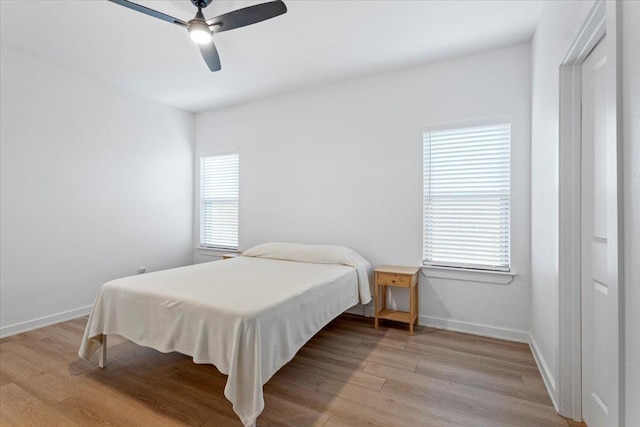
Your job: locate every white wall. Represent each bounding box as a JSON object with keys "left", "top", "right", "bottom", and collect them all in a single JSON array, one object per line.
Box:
[
  {"left": 0, "top": 47, "right": 195, "bottom": 337},
  {"left": 621, "top": 1, "right": 640, "bottom": 425},
  {"left": 531, "top": 0, "right": 640, "bottom": 418},
  {"left": 529, "top": 0, "right": 596, "bottom": 402},
  {"left": 195, "top": 44, "right": 532, "bottom": 341}
]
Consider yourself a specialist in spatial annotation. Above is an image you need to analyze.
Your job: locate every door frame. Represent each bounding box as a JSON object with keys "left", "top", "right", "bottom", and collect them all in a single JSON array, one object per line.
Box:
[{"left": 558, "top": 0, "right": 623, "bottom": 423}]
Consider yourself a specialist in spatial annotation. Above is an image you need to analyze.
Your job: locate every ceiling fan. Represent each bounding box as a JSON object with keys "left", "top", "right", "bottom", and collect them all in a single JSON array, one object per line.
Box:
[{"left": 108, "top": 0, "right": 287, "bottom": 71}]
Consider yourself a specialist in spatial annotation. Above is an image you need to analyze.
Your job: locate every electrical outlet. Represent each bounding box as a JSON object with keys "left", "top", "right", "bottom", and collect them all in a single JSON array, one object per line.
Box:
[{"left": 139, "top": 267, "right": 146, "bottom": 274}]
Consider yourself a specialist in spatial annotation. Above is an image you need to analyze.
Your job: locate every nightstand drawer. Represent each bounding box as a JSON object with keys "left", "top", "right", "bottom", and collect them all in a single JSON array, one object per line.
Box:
[{"left": 376, "top": 272, "right": 413, "bottom": 288}]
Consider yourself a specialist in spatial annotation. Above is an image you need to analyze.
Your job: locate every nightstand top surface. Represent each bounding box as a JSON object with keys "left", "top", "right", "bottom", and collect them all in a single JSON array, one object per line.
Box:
[
  {"left": 375, "top": 265, "right": 420, "bottom": 275},
  {"left": 222, "top": 252, "right": 242, "bottom": 259}
]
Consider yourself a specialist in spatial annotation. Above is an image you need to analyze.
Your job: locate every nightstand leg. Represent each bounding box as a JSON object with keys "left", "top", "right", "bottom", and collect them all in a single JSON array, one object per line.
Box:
[
  {"left": 409, "top": 285, "right": 415, "bottom": 336},
  {"left": 374, "top": 283, "right": 379, "bottom": 330},
  {"left": 415, "top": 283, "right": 419, "bottom": 328}
]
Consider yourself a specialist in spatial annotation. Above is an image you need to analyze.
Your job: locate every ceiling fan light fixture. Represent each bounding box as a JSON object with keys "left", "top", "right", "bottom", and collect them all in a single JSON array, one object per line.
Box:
[
  {"left": 107, "top": 0, "right": 288, "bottom": 71},
  {"left": 189, "top": 22, "right": 212, "bottom": 44}
]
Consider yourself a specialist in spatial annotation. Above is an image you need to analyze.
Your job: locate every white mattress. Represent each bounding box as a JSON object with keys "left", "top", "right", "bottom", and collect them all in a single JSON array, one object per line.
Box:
[{"left": 79, "top": 250, "right": 370, "bottom": 426}]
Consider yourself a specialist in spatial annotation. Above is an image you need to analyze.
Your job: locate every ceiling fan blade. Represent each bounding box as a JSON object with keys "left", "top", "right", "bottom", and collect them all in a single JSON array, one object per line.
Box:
[
  {"left": 108, "top": 0, "right": 188, "bottom": 28},
  {"left": 199, "top": 41, "right": 222, "bottom": 72},
  {"left": 206, "top": 0, "right": 287, "bottom": 33}
]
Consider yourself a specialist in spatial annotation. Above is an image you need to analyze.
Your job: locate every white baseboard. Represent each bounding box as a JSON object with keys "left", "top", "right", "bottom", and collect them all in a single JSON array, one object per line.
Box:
[
  {"left": 345, "top": 303, "right": 373, "bottom": 317},
  {"left": 417, "top": 315, "right": 558, "bottom": 412},
  {"left": 529, "top": 334, "right": 559, "bottom": 412},
  {"left": 345, "top": 305, "right": 365, "bottom": 316},
  {"left": 419, "top": 314, "right": 530, "bottom": 343},
  {"left": 0, "top": 305, "right": 92, "bottom": 339}
]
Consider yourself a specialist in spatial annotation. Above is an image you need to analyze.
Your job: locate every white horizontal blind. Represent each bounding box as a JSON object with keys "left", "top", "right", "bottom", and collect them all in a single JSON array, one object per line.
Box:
[
  {"left": 423, "top": 123, "right": 511, "bottom": 272},
  {"left": 200, "top": 153, "right": 239, "bottom": 250}
]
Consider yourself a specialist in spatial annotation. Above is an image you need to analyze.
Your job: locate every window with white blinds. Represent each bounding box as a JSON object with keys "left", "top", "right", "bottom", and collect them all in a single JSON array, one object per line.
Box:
[
  {"left": 200, "top": 153, "right": 239, "bottom": 250},
  {"left": 423, "top": 123, "right": 511, "bottom": 272}
]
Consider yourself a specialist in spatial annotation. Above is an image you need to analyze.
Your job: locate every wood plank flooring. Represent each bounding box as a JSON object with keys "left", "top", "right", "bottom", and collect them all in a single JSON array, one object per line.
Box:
[{"left": 0, "top": 314, "right": 582, "bottom": 426}]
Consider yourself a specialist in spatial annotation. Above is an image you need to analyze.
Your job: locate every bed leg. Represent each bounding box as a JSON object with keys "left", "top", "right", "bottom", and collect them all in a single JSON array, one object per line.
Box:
[{"left": 99, "top": 334, "right": 107, "bottom": 368}]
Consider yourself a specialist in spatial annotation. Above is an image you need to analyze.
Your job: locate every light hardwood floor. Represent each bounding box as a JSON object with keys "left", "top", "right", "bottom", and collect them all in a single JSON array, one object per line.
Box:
[{"left": 0, "top": 314, "right": 583, "bottom": 426}]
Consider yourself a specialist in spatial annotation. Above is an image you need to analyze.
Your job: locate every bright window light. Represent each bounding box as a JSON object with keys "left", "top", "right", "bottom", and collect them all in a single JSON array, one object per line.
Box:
[
  {"left": 423, "top": 123, "right": 511, "bottom": 272},
  {"left": 200, "top": 153, "right": 239, "bottom": 250}
]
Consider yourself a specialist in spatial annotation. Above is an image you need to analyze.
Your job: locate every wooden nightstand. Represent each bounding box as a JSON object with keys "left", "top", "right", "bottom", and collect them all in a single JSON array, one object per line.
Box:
[
  {"left": 222, "top": 252, "right": 242, "bottom": 260},
  {"left": 374, "top": 265, "right": 420, "bottom": 335}
]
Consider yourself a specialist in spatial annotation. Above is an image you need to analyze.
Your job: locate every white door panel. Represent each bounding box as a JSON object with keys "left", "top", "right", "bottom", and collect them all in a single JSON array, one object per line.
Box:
[
  {"left": 581, "top": 35, "right": 618, "bottom": 427},
  {"left": 592, "top": 54, "right": 608, "bottom": 241}
]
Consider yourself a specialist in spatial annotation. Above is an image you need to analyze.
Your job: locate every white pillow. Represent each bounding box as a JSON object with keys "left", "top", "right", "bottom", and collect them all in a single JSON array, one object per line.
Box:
[{"left": 242, "top": 242, "right": 373, "bottom": 304}]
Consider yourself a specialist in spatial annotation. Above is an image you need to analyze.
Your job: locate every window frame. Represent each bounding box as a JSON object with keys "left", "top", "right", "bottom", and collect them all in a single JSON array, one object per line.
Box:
[
  {"left": 199, "top": 152, "right": 239, "bottom": 251},
  {"left": 422, "top": 120, "right": 512, "bottom": 274}
]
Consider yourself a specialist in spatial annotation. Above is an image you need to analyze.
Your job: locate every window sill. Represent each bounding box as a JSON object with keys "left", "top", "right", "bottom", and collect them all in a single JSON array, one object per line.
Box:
[
  {"left": 197, "top": 247, "right": 240, "bottom": 257},
  {"left": 421, "top": 265, "right": 515, "bottom": 284}
]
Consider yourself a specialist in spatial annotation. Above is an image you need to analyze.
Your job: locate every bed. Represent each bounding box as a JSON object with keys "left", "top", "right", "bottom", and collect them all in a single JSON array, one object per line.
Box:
[{"left": 79, "top": 242, "right": 373, "bottom": 427}]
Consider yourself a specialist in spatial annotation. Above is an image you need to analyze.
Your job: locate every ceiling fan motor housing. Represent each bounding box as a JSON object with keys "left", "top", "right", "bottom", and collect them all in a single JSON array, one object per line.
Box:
[{"left": 191, "top": 0, "right": 213, "bottom": 9}]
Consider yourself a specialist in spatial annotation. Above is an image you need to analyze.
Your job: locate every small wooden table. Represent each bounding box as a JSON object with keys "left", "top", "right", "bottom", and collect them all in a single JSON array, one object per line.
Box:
[{"left": 374, "top": 265, "right": 420, "bottom": 335}]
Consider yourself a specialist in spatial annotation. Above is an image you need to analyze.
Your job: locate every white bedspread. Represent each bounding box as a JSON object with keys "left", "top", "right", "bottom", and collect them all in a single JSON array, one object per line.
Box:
[{"left": 79, "top": 244, "right": 372, "bottom": 426}]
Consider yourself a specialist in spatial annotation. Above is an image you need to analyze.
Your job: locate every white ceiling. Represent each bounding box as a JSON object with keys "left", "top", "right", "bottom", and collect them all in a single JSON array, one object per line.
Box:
[{"left": 0, "top": 0, "right": 543, "bottom": 113}]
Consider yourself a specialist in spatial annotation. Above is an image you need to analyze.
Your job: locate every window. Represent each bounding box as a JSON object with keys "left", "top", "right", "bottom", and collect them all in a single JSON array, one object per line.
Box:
[
  {"left": 423, "top": 123, "right": 511, "bottom": 272},
  {"left": 200, "top": 153, "right": 239, "bottom": 250}
]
